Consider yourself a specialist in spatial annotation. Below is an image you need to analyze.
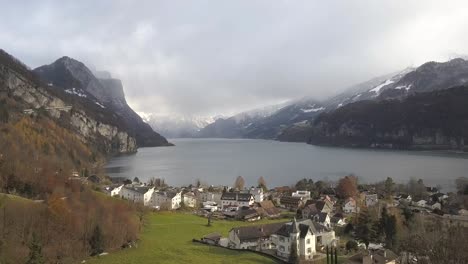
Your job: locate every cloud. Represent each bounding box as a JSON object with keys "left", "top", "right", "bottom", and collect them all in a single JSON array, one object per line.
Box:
[{"left": 1, "top": 0, "right": 468, "bottom": 116}]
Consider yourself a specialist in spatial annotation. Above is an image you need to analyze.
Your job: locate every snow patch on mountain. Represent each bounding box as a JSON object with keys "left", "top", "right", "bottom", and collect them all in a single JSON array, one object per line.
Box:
[
  {"left": 370, "top": 79, "right": 395, "bottom": 93},
  {"left": 65, "top": 87, "right": 87, "bottom": 98}
]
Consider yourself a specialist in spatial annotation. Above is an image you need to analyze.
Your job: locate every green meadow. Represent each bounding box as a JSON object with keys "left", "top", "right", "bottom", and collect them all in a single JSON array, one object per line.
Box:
[{"left": 88, "top": 212, "right": 286, "bottom": 264}]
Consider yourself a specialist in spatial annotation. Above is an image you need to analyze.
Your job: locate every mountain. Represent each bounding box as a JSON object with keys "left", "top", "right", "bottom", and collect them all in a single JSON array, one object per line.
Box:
[
  {"left": 279, "top": 58, "right": 468, "bottom": 142},
  {"left": 303, "top": 85, "right": 468, "bottom": 151},
  {"left": 197, "top": 68, "right": 413, "bottom": 140},
  {"left": 197, "top": 103, "right": 287, "bottom": 138},
  {"left": 33, "top": 56, "right": 172, "bottom": 147},
  {"left": 139, "top": 112, "right": 218, "bottom": 138}
]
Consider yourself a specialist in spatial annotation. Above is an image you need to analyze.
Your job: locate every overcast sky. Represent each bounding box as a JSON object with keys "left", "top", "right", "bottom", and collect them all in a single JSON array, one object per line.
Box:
[{"left": 1, "top": 1, "right": 468, "bottom": 116}]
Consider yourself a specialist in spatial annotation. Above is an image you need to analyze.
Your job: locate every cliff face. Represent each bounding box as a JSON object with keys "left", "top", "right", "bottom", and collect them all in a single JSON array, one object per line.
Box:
[
  {"left": 303, "top": 86, "right": 468, "bottom": 151},
  {"left": 34, "top": 56, "right": 172, "bottom": 147},
  {"left": 0, "top": 50, "right": 137, "bottom": 154}
]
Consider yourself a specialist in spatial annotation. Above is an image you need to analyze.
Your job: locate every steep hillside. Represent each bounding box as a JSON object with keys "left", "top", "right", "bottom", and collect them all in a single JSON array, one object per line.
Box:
[
  {"left": 0, "top": 49, "right": 137, "bottom": 154},
  {"left": 34, "top": 57, "right": 172, "bottom": 147},
  {"left": 300, "top": 86, "right": 468, "bottom": 151},
  {"left": 0, "top": 50, "right": 140, "bottom": 263}
]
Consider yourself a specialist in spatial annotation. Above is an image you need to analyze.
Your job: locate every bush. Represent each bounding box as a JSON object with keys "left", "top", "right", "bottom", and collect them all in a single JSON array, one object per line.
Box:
[{"left": 346, "top": 240, "right": 358, "bottom": 251}]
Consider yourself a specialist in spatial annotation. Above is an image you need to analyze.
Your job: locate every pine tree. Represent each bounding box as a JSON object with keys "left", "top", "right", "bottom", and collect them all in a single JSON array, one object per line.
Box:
[
  {"left": 89, "top": 225, "right": 104, "bottom": 256},
  {"left": 26, "top": 233, "right": 44, "bottom": 264}
]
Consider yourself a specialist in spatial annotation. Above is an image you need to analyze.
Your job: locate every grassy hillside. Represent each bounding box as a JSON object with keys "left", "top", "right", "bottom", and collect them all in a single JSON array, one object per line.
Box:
[{"left": 88, "top": 212, "right": 283, "bottom": 264}]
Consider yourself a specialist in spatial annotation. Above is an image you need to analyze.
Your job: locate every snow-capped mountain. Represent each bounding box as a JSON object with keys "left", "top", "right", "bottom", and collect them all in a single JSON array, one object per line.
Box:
[
  {"left": 139, "top": 112, "right": 221, "bottom": 138},
  {"left": 197, "top": 103, "right": 288, "bottom": 138}
]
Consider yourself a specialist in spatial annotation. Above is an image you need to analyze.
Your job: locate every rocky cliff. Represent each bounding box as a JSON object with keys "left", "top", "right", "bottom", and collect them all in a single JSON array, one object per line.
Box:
[
  {"left": 34, "top": 56, "right": 172, "bottom": 147},
  {"left": 0, "top": 49, "right": 137, "bottom": 154}
]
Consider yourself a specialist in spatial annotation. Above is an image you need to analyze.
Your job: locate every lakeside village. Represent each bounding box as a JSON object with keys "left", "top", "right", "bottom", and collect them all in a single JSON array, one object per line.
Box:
[{"left": 101, "top": 174, "right": 468, "bottom": 264}]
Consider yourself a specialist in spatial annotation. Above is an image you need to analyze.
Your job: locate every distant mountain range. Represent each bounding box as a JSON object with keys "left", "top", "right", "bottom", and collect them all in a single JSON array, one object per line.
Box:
[{"left": 197, "top": 57, "right": 468, "bottom": 152}]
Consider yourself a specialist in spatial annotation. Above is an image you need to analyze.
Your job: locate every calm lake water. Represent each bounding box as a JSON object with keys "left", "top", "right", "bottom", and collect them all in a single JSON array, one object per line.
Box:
[{"left": 105, "top": 138, "right": 468, "bottom": 191}]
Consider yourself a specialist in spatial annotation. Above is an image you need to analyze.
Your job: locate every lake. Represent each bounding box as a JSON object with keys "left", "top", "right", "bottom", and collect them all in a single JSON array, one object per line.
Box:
[{"left": 105, "top": 138, "right": 468, "bottom": 191}]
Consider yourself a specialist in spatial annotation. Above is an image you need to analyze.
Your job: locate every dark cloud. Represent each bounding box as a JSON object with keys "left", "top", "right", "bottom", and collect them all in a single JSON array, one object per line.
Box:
[{"left": 1, "top": 1, "right": 468, "bottom": 116}]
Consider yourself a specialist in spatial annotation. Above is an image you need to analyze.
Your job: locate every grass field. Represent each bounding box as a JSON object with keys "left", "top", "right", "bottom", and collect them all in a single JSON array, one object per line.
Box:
[{"left": 88, "top": 212, "right": 286, "bottom": 264}]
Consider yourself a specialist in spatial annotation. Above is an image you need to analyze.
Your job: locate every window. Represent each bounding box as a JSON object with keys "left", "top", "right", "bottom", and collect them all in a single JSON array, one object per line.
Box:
[
  {"left": 306, "top": 239, "right": 310, "bottom": 244},
  {"left": 279, "top": 246, "right": 285, "bottom": 252},
  {"left": 279, "top": 237, "right": 285, "bottom": 242},
  {"left": 307, "top": 248, "right": 312, "bottom": 253}
]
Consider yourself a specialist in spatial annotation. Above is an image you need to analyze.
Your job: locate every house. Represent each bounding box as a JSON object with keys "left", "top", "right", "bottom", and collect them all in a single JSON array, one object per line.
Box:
[
  {"left": 221, "top": 192, "right": 255, "bottom": 208},
  {"left": 258, "top": 200, "right": 281, "bottom": 218},
  {"left": 200, "top": 192, "right": 222, "bottom": 204},
  {"left": 427, "top": 201, "right": 441, "bottom": 210},
  {"left": 228, "top": 218, "right": 335, "bottom": 260},
  {"left": 292, "top": 190, "right": 311, "bottom": 199},
  {"left": 310, "top": 212, "right": 331, "bottom": 228},
  {"left": 202, "top": 233, "right": 222, "bottom": 245},
  {"left": 303, "top": 200, "right": 333, "bottom": 219},
  {"left": 330, "top": 213, "right": 346, "bottom": 227},
  {"left": 415, "top": 200, "right": 427, "bottom": 208},
  {"left": 202, "top": 201, "right": 219, "bottom": 212},
  {"left": 431, "top": 193, "right": 448, "bottom": 203},
  {"left": 397, "top": 194, "right": 412, "bottom": 203},
  {"left": 145, "top": 189, "right": 182, "bottom": 210},
  {"left": 183, "top": 192, "right": 198, "bottom": 208},
  {"left": 280, "top": 196, "right": 304, "bottom": 209},
  {"left": 275, "top": 218, "right": 316, "bottom": 260},
  {"left": 114, "top": 185, "right": 149, "bottom": 203},
  {"left": 365, "top": 194, "right": 378, "bottom": 207},
  {"left": 250, "top": 187, "right": 264, "bottom": 203},
  {"left": 346, "top": 249, "right": 398, "bottom": 264},
  {"left": 343, "top": 197, "right": 358, "bottom": 214},
  {"left": 111, "top": 185, "right": 124, "bottom": 197},
  {"left": 228, "top": 222, "right": 285, "bottom": 250},
  {"left": 237, "top": 208, "right": 261, "bottom": 222}
]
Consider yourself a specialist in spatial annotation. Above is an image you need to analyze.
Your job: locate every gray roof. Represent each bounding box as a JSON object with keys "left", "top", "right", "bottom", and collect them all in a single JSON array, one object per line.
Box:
[
  {"left": 231, "top": 222, "right": 286, "bottom": 242},
  {"left": 221, "top": 192, "right": 253, "bottom": 202},
  {"left": 123, "top": 186, "right": 149, "bottom": 194}
]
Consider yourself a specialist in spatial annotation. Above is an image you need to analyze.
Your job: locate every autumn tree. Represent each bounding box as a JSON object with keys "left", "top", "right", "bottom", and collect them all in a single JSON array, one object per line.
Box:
[
  {"left": 257, "top": 176, "right": 267, "bottom": 191},
  {"left": 336, "top": 175, "right": 359, "bottom": 199},
  {"left": 26, "top": 233, "right": 44, "bottom": 264},
  {"left": 234, "top": 176, "right": 245, "bottom": 190}
]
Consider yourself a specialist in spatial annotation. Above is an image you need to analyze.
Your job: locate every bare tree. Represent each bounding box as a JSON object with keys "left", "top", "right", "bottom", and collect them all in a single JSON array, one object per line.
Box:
[{"left": 234, "top": 176, "right": 245, "bottom": 190}]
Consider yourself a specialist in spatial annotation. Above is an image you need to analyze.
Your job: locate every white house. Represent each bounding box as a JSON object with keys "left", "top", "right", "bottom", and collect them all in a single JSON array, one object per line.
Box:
[
  {"left": 275, "top": 218, "right": 316, "bottom": 260},
  {"left": 292, "top": 190, "right": 311, "bottom": 199},
  {"left": 113, "top": 185, "right": 149, "bottom": 203},
  {"left": 221, "top": 192, "right": 255, "bottom": 208},
  {"left": 343, "top": 197, "right": 358, "bottom": 213},
  {"left": 183, "top": 192, "right": 198, "bottom": 208},
  {"left": 202, "top": 201, "right": 219, "bottom": 212},
  {"left": 250, "top": 187, "right": 264, "bottom": 203},
  {"left": 415, "top": 200, "right": 427, "bottom": 208},
  {"left": 111, "top": 185, "right": 124, "bottom": 197},
  {"left": 311, "top": 212, "right": 331, "bottom": 228},
  {"left": 146, "top": 190, "right": 182, "bottom": 210}
]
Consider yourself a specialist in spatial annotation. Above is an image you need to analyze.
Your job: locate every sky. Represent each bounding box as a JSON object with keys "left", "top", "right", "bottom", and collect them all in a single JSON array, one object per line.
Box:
[{"left": 1, "top": 0, "right": 468, "bottom": 117}]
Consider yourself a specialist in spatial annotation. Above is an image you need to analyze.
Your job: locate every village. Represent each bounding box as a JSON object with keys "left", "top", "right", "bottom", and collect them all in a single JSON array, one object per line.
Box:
[{"left": 104, "top": 175, "right": 468, "bottom": 264}]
